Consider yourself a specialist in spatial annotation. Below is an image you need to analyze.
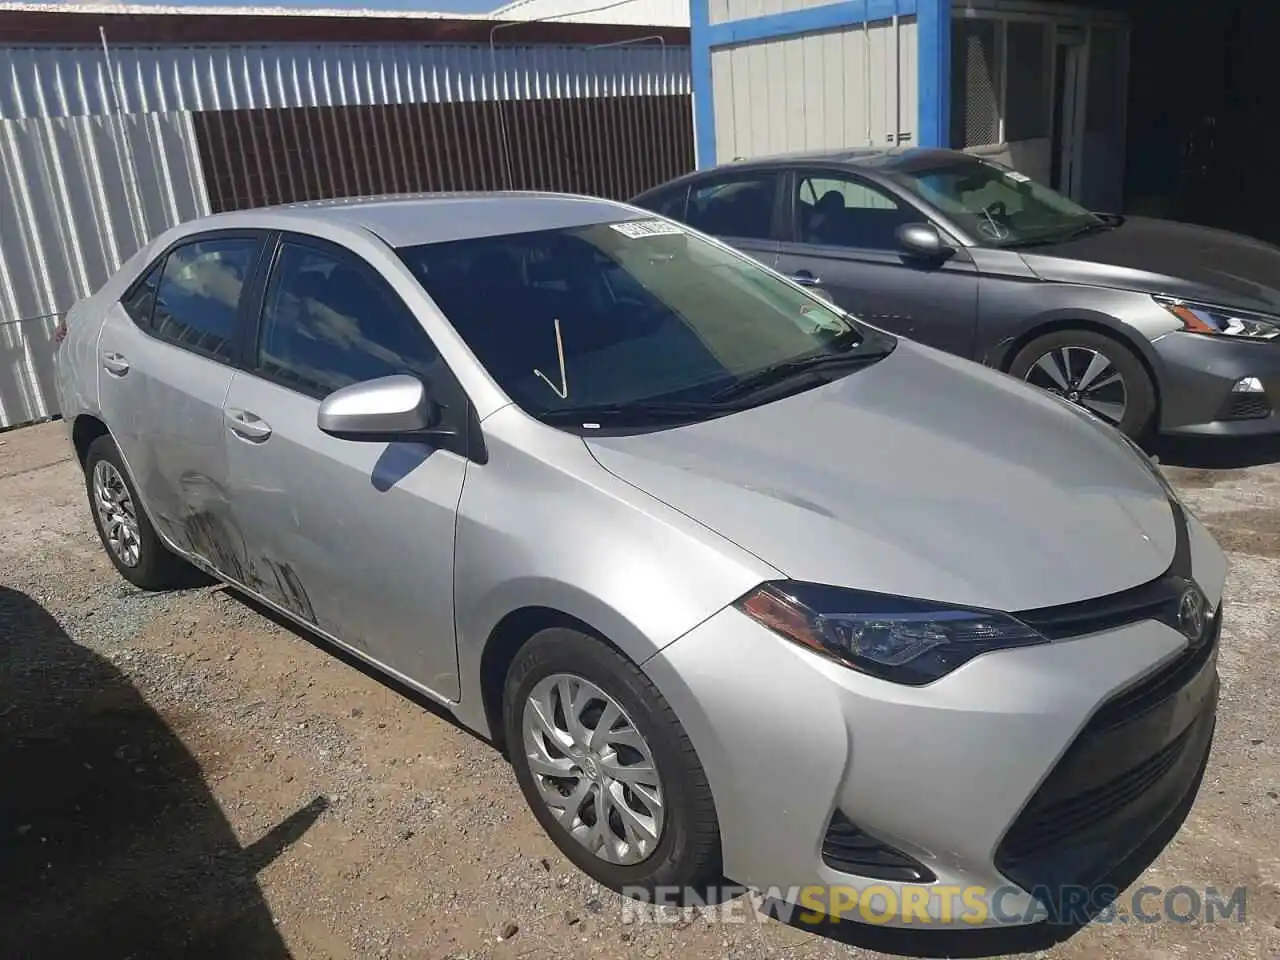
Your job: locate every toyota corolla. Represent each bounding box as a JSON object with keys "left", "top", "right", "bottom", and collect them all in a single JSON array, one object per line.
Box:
[{"left": 54, "top": 193, "right": 1225, "bottom": 927}]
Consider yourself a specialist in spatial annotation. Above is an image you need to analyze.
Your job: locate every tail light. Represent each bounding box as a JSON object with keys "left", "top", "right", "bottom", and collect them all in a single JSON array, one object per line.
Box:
[{"left": 53, "top": 315, "right": 68, "bottom": 346}]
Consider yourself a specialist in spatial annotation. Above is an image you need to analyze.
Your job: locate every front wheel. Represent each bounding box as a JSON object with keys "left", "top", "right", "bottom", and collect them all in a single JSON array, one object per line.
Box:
[
  {"left": 1008, "top": 329, "right": 1157, "bottom": 440},
  {"left": 503, "top": 628, "right": 721, "bottom": 896}
]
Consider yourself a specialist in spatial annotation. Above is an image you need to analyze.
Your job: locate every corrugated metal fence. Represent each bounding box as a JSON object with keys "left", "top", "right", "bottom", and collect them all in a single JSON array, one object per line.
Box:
[{"left": 0, "top": 36, "right": 693, "bottom": 429}]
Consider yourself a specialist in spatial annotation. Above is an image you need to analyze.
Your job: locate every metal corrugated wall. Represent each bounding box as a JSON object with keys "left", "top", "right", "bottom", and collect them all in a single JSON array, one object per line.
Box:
[
  {"left": 0, "top": 42, "right": 688, "bottom": 118},
  {"left": 0, "top": 39, "right": 692, "bottom": 429}
]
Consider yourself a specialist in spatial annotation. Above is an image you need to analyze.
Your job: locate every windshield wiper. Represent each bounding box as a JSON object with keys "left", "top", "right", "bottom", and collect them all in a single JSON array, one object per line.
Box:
[
  {"left": 539, "top": 399, "right": 738, "bottom": 427},
  {"left": 711, "top": 340, "right": 894, "bottom": 402},
  {"left": 1001, "top": 218, "right": 1118, "bottom": 249}
]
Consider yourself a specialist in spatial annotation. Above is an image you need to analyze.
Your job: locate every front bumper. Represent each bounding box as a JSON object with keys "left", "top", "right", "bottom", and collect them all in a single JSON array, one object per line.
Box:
[
  {"left": 643, "top": 517, "right": 1225, "bottom": 929},
  {"left": 1153, "top": 329, "right": 1280, "bottom": 436}
]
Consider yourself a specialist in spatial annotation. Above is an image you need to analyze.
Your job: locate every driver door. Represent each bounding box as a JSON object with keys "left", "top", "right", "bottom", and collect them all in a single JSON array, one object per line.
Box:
[
  {"left": 773, "top": 170, "right": 981, "bottom": 358},
  {"left": 222, "top": 234, "right": 469, "bottom": 700}
]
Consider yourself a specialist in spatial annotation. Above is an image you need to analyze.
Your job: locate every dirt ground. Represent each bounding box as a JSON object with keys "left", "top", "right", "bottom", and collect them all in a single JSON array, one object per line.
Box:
[{"left": 1, "top": 419, "right": 1278, "bottom": 960}]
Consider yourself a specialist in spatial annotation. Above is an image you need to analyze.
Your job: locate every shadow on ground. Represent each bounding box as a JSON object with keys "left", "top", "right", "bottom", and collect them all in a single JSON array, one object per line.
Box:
[
  {"left": 1151, "top": 434, "right": 1280, "bottom": 469},
  {"left": 0, "top": 584, "right": 325, "bottom": 960}
]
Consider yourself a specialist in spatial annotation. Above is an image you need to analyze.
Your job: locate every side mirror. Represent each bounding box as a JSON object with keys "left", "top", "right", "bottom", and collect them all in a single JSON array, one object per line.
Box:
[
  {"left": 896, "top": 222, "right": 954, "bottom": 261},
  {"left": 317, "top": 374, "right": 444, "bottom": 442}
]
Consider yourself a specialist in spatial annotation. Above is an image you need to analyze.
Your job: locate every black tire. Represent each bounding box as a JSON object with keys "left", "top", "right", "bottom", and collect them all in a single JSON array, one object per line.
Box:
[
  {"left": 503, "top": 628, "right": 721, "bottom": 897},
  {"left": 84, "top": 435, "right": 188, "bottom": 590},
  {"left": 1008, "top": 328, "right": 1157, "bottom": 440}
]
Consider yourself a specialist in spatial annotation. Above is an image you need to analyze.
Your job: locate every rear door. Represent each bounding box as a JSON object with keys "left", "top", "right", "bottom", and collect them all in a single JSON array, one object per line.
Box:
[
  {"left": 96, "top": 230, "right": 267, "bottom": 564},
  {"left": 773, "top": 169, "right": 981, "bottom": 358}
]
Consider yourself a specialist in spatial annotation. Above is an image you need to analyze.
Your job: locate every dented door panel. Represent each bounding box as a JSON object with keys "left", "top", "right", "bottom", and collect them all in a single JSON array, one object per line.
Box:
[{"left": 220, "top": 371, "right": 466, "bottom": 701}]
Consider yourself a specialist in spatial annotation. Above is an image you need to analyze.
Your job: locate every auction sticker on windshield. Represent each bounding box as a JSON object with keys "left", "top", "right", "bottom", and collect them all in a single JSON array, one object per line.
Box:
[
  {"left": 1004, "top": 171, "right": 1031, "bottom": 183},
  {"left": 611, "top": 218, "right": 686, "bottom": 239}
]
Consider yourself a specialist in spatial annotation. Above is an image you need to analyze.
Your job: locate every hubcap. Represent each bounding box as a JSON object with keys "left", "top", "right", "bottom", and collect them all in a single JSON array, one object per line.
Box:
[
  {"left": 521, "top": 674, "right": 665, "bottom": 865},
  {"left": 92, "top": 460, "right": 142, "bottom": 567},
  {"left": 1023, "top": 346, "right": 1128, "bottom": 425}
]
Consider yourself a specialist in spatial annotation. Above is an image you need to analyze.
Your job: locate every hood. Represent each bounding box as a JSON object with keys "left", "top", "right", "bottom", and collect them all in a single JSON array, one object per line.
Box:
[
  {"left": 585, "top": 342, "right": 1176, "bottom": 612},
  {"left": 1019, "top": 216, "right": 1280, "bottom": 314}
]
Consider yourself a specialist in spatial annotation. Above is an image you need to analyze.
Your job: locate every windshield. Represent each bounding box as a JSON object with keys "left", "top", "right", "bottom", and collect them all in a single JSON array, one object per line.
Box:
[
  {"left": 885, "top": 159, "right": 1100, "bottom": 247},
  {"left": 397, "top": 219, "right": 890, "bottom": 427}
]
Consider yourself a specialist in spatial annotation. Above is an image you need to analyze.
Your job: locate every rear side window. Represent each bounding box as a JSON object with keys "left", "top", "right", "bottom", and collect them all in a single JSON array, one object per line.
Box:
[
  {"left": 255, "top": 241, "right": 440, "bottom": 400},
  {"left": 636, "top": 185, "right": 689, "bottom": 220},
  {"left": 121, "top": 261, "right": 162, "bottom": 328},
  {"left": 685, "top": 173, "right": 780, "bottom": 241},
  {"left": 151, "top": 237, "right": 261, "bottom": 362}
]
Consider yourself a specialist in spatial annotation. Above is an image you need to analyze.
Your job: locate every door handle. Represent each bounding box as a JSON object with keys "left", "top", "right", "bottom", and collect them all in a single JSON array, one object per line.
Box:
[
  {"left": 101, "top": 352, "right": 130, "bottom": 377},
  {"left": 226, "top": 408, "right": 272, "bottom": 442},
  {"left": 790, "top": 270, "right": 822, "bottom": 286}
]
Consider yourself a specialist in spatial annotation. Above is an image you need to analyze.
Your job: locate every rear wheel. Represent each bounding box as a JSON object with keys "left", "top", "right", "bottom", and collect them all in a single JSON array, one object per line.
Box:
[
  {"left": 84, "top": 435, "right": 188, "bottom": 590},
  {"left": 1008, "top": 329, "right": 1157, "bottom": 440},
  {"left": 503, "top": 628, "right": 721, "bottom": 896}
]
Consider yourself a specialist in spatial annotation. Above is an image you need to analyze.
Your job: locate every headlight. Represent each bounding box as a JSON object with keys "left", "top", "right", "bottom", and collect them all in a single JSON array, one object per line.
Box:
[
  {"left": 1154, "top": 296, "right": 1280, "bottom": 340},
  {"left": 735, "top": 581, "right": 1048, "bottom": 685}
]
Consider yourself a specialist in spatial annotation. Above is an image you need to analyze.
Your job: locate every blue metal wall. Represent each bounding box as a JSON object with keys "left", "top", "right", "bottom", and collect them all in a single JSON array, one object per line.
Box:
[{"left": 691, "top": 0, "right": 950, "bottom": 167}]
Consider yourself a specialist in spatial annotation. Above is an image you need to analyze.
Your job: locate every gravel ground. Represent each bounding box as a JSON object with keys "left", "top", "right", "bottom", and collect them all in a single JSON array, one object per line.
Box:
[{"left": 1, "top": 420, "right": 1278, "bottom": 960}]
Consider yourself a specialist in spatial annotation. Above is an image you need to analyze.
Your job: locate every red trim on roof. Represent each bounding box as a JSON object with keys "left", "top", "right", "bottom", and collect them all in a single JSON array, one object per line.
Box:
[{"left": 0, "top": 10, "right": 689, "bottom": 46}]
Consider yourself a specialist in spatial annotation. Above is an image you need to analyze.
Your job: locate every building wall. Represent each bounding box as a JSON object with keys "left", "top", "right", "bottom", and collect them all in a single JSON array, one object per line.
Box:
[
  {"left": 691, "top": 0, "right": 950, "bottom": 168},
  {"left": 710, "top": 16, "right": 917, "bottom": 160},
  {"left": 950, "top": 0, "right": 1128, "bottom": 209},
  {"left": 0, "top": 28, "right": 693, "bottom": 429}
]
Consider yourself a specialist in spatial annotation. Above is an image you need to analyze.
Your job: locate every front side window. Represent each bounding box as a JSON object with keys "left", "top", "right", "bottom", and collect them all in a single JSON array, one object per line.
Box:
[
  {"left": 399, "top": 219, "right": 891, "bottom": 426},
  {"left": 794, "top": 174, "right": 913, "bottom": 249},
  {"left": 151, "top": 238, "right": 260, "bottom": 361},
  {"left": 886, "top": 159, "right": 1098, "bottom": 247},
  {"left": 256, "top": 242, "right": 439, "bottom": 400},
  {"left": 685, "top": 173, "right": 780, "bottom": 241}
]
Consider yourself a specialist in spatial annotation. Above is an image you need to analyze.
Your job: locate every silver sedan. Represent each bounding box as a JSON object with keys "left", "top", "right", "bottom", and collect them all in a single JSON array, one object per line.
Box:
[{"left": 54, "top": 193, "right": 1226, "bottom": 928}]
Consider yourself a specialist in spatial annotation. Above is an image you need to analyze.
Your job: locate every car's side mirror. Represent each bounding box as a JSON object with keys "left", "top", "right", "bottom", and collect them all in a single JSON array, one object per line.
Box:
[
  {"left": 317, "top": 374, "right": 447, "bottom": 442},
  {"left": 896, "top": 222, "right": 955, "bottom": 262}
]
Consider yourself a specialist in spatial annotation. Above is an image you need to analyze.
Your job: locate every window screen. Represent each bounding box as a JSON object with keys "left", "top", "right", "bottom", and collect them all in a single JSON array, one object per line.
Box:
[{"left": 950, "top": 18, "right": 1002, "bottom": 149}]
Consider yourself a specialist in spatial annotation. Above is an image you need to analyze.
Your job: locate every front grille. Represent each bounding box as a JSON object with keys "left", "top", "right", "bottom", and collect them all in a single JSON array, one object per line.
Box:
[
  {"left": 998, "top": 722, "right": 1192, "bottom": 862},
  {"left": 821, "top": 810, "right": 936, "bottom": 883},
  {"left": 1015, "top": 573, "right": 1189, "bottom": 640},
  {"left": 994, "top": 613, "right": 1218, "bottom": 895},
  {"left": 1224, "top": 393, "right": 1271, "bottom": 420},
  {"left": 1090, "top": 608, "right": 1220, "bottom": 732}
]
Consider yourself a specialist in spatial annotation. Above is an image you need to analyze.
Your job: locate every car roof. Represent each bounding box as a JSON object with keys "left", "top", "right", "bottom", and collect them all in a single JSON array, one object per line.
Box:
[
  {"left": 184, "top": 192, "right": 643, "bottom": 248},
  {"left": 637, "top": 147, "right": 981, "bottom": 193}
]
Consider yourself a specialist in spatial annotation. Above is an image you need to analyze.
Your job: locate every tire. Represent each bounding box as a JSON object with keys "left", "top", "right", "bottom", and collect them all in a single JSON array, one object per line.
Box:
[
  {"left": 1008, "top": 328, "right": 1157, "bottom": 440},
  {"left": 84, "top": 434, "right": 188, "bottom": 590},
  {"left": 503, "top": 628, "right": 721, "bottom": 897}
]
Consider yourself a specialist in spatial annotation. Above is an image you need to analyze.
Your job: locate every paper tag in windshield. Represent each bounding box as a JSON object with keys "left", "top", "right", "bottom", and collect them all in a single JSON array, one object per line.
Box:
[
  {"left": 1004, "top": 170, "right": 1031, "bottom": 183},
  {"left": 610, "top": 218, "right": 685, "bottom": 239}
]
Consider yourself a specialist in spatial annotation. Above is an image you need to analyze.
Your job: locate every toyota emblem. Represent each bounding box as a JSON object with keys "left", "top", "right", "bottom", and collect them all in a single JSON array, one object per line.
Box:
[{"left": 1177, "top": 585, "right": 1207, "bottom": 643}]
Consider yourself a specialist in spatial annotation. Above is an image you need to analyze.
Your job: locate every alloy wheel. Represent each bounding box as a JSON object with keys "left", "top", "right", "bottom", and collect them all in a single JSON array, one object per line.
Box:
[
  {"left": 1023, "top": 345, "right": 1128, "bottom": 425},
  {"left": 92, "top": 459, "right": 142, "bottom": 567},
  {"left": 521, "top": 673, "right": 665, "bottom": 865}
]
